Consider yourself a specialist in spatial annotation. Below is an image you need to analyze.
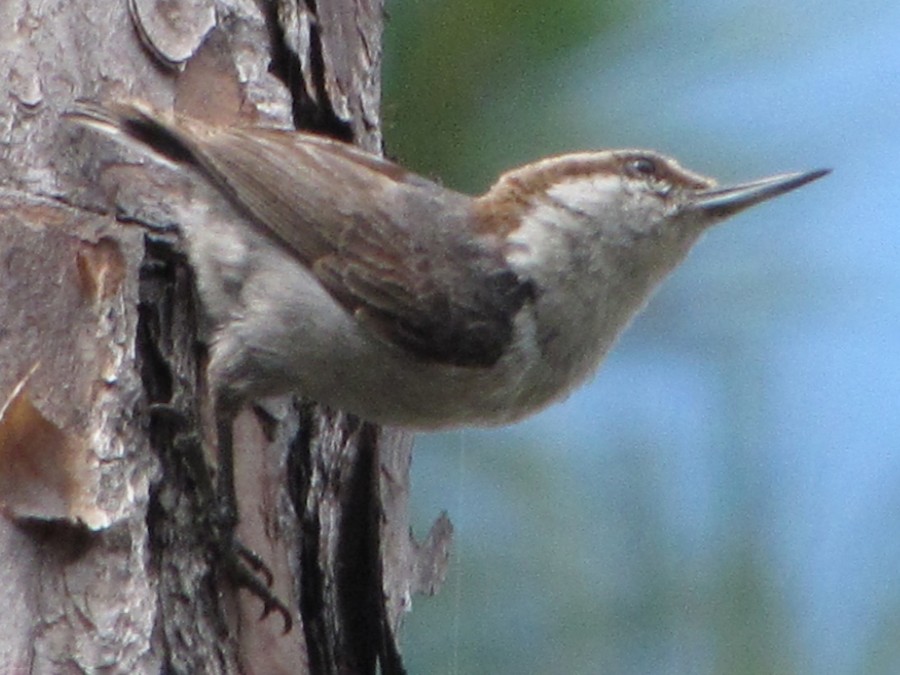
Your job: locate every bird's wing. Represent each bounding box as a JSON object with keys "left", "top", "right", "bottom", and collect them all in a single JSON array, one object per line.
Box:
[
  {"left": 189, "top": 125, "right": 536, "bottom": 367},
  {"left": 71, "top": 104, "right": 535, "bottom": 367}
]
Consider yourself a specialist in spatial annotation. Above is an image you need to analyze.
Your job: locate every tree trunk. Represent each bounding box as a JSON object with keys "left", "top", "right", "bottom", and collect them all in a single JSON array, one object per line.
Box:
[{"left": 0, "top": 1, "right": 451, "bottom": 673}]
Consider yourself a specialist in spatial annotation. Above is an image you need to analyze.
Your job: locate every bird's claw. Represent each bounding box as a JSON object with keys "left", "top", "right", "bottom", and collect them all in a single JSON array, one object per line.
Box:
[{"left": 219, "top": 539, "right": 293, "bottom": 634}]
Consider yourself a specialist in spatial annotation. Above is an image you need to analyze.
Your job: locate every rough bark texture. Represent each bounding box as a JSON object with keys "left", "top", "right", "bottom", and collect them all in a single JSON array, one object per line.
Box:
[{"left": 0, "top": 1, "right": 452, "bottom": 673}]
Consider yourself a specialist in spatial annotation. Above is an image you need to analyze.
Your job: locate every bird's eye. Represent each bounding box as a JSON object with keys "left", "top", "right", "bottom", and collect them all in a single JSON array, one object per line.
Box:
[{"left": 627, "top": 157, "right": 658, "bottom": 178}]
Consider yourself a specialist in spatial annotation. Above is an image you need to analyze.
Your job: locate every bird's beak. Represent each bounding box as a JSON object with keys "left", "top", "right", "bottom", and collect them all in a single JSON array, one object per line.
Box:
[{"left": 686, "top": 168, "right": 830, "bottom": 219}]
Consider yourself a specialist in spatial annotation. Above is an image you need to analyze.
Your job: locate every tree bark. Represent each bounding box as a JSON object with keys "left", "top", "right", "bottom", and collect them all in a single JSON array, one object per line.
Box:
[{"left": 0, "top": 1, "right": 451, "bottom": 673}]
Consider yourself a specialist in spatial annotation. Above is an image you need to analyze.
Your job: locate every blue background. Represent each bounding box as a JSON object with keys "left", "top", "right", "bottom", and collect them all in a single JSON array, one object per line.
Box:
[{"left": 383, "top": 1, "right": 900, "bottom": 672}]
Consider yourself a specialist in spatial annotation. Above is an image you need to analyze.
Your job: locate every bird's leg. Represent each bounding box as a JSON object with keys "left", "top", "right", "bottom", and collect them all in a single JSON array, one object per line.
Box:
[{"left": 212, "top": 397, "right": 293, "bottom": 633}]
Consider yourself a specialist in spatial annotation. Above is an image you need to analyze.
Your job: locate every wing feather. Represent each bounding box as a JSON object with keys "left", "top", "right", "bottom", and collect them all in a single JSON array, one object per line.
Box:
[{"left": 79, "top": 105, "right": 536, "bottom": 367}]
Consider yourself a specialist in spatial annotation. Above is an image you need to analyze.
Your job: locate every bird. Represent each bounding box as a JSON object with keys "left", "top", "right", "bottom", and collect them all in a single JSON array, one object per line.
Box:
[
  {"left": 67, "top": 101, "right": 828, "bottom": 431},
  {"left": 65, "top": 100, "right": 828, "bottom": 632}
]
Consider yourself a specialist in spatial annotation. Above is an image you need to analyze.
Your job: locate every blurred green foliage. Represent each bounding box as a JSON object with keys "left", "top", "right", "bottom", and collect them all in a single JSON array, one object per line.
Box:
[{"left": 383, "top": 0, "right": 631, "bottom": 192}]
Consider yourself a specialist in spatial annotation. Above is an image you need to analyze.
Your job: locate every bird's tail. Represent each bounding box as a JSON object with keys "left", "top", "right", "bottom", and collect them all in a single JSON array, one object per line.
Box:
[{"left": 63, "top": 100, "right": 199, "bottom": 167}]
